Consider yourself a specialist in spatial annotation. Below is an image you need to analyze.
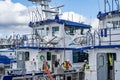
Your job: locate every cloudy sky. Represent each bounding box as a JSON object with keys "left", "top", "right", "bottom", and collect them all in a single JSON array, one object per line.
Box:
[{"left": 0, "top": 0, "right": 103, "bottom": 38}]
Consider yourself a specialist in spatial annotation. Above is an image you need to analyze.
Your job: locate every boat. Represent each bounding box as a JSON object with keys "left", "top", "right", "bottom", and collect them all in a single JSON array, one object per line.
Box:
[
  {"left": 2, "top": 0, "right": 120, "bottom": 80},
  {"left": 83, "top": 0, "right": 120, "bottom": 80},
  {"left": 0, "top": 0, "right": 92, "bottom": 80}
]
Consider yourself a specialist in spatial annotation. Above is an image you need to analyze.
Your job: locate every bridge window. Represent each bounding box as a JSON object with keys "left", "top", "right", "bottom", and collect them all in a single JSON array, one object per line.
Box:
[
  {"left": 36, "top": 28, "right": 45, "bottom": 37},
  {"left": 47, "top": 52, "right": 51, "bottom": 60},
  {"left": 65, "top": 26, "right": 89, "bottom": 35},
  {"left": 52, "top": 26, "right": 59, "bottom": 36},
  {"left": 46, "top": 27, "right": 49, "bottom": 36},
  {"left": 65, "top": 26, "right": 76, "bottom": 35},
  {"left": 25, "top": 52, "right": 29, "bottom": 61},
  {"left": 107, "top": 21, "right": 120, "bottom": 29},
  {"left": 73, "top": 51, "right": 88, "bottom": 63}
]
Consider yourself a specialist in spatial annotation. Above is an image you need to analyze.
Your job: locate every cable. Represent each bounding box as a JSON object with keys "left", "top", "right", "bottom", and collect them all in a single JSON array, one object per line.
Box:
[
  {"left": 97, "top": 0, "right": 101, "bottom": 11},
  {"left": 27, "top": 6, "right": 32, "bottom": 21},
  {"left": 107, "top": 0, "right": 111, "bottom": 11}
]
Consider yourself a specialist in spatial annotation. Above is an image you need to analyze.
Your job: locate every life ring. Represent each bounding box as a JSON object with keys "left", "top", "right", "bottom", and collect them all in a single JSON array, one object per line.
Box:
[{"left": 40, "top": 55, "right": 45, "bottom": 61}]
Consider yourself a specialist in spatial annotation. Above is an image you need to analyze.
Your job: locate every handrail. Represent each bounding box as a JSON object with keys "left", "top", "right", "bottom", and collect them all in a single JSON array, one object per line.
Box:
[
  {"left": 92, "top": 28, "right": 120, "bottom": 47},
  {"left": 2, "top": 28, "right": 120, "bottom": 49}
]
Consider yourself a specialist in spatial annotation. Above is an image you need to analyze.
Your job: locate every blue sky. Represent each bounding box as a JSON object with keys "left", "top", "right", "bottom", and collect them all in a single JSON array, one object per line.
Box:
[{"left": 12, "top": 0, "right": 104, "bottom": 19}]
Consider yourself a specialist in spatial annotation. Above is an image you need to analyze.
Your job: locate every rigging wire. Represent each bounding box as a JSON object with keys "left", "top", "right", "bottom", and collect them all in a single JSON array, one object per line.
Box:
[
  {"left": 107, "top": 0, "right": 111, "bottom": 11},
  {"left": 35, "top": 4, "right": 42, "bottom": 21},
  {"left": 115, "top": 0, "right": 119, "bottom": 10},
  {"left": 27, "top": 6, "right": 32, "bottom": 21},
  {"left": 97, "top": 0, "right": 101, "bottom": 11}
]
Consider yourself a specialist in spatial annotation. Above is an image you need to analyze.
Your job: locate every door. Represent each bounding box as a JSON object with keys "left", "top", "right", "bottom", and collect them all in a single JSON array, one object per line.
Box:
[
  {"left": 52, "top": 55, "right": 57, "bottom": 71},
  {"left": 97, "top": 53, "right": 107, "bottom": 80},
  {"left": 114, "top": 61, "right": 120, "bottom": 80}
]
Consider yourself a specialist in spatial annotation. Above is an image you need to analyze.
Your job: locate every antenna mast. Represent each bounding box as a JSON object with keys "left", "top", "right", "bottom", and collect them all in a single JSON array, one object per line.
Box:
[
  {"left": 28, "top": 0, "right": 64, "bottom": 20},
  {"left": 104, "top": 0, "right": 107, "bottom": 12},
  {"left": 28, "top": 0, "right": 53, "bottom": 20}
]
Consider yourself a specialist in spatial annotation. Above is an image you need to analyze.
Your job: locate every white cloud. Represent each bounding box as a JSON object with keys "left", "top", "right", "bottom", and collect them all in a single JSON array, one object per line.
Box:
[
  {"left": 0, "top": 0, "right": 32, "bottom": 37},
  {"left": 61, "top": 12, "right": 86, "bottom": 23},
  {"left": 61, "top": 12, "right": 99, "bottom": 29},
  {"left": 0, "top": 0, "right": 29, "bottom": 26},
  {"left": 90, "top": 18, "right": 99, "bottom": 29},
  {"left": 0, "top": 0, "right": 99, "bottom": 38}
]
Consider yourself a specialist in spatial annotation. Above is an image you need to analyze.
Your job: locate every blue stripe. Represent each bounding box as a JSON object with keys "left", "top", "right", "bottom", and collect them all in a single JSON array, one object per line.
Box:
[
  {"left": 3, "top": 72, "right": 48, "bottom": 80},
  {"left": 104, "top": 28, "right": 107, "bottom": 37},
  {"left": 100, "top": 29, "right": 103, "bottom": 37},
  {"left": 77, "top": 45, "right": 120, "bottom": 51},
  {"left": 3, "top": 76, "right": 12, "bottom": 80},
  {"left": 29, "top": 19, "right": 92, "bottom": 28},
  {"left": 19, "top": 45, "right": 120, "bottom": 51},
  {"left": 0, "top": 50, "right": 14, "bottom": 52},
  {"left": 97, "top": 10, "right": 120, "bottom": 20},
  {"left": 19, "top": 46, "right": 81, "bottom": 51}
]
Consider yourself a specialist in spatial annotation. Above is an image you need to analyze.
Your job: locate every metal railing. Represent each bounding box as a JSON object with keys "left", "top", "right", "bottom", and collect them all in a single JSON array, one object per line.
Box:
[{"left": 85, "top": 28, "right": 120, "bottom": 47}]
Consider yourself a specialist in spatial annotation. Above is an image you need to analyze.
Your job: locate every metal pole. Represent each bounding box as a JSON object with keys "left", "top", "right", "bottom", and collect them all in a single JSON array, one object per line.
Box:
[
  {"left": 112, "top": 0, "right": 114, "bottom": 11},
  {"left": 104, "top": 0, "right": 107, "bottom": 12}
]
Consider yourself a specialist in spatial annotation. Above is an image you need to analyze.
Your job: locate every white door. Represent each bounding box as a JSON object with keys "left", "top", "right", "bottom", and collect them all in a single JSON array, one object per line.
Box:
[
  {"left": 97, "top": 53, "right": 107, "bottom": 80},
  {"left": 114, "top": 61, "right": 120, "bottom": 80}
]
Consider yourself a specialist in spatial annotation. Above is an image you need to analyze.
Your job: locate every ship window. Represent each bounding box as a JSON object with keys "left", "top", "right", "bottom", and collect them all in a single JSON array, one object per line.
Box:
[
  {"left": 47, "top": 52, "right": 51, "bottom": 60},
  {"left": 65, "top": 26, "right": 79, "bottom": 35},
  {"left": 82, "top": 28, "right": 89, "bottom": 35},
  {"left": 113, "top": 21, "right": 118, "bottom": 29},
  {"left": 52, "top": 26, "right": 59, "bottom": 36},
  {"left": 106, "top": 21, "right": 113, "bottom": 28},
  {"left": 98, "top": 55, "right": 104, "bottom": 67},
  {"left": 46, "top": 27, "right": 49, "bottom": 36},
  {"left": 73, "top": 51, "right": 88, "bottom": 63},
  {"left": 0, "top": 45, "right": 13, "bottom": 49},
  {"left": 118, "top": 21, "right": 120, "bottom": 28},
  {"left": 25, "top": 52, "right": 29, "bottom": 61},
  {"left": 36, "top": 28, "right": 45, "bottom": 37},
  {"left": 107, "top": 21, "right": 120, "bottom": 29},
  {"left": 65, "top": 26, "right": 89, "bottom": 35}
]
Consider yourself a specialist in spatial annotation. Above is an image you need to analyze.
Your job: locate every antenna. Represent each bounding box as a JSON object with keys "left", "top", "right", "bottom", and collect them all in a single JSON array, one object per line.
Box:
[
  {"left": 112, "top": 0, "right": 114, "bottom": 11},
  {"left": 28, "top": 0, "right": 63, "bottom": 20},
  {"left": 28, "top": 0, "right": 51, "bottom": 2},
  {"left": 28, "top": 0, "right": 52, "bottom": 20},
  {"left": 104, "top": 0, "right": 107, "bottom": 12},
  {"left": 50, "top": 5, "right": 64, "bottom": 9},
  {"left": 97, "top": 0, "right": 101, "bottom": 11}
]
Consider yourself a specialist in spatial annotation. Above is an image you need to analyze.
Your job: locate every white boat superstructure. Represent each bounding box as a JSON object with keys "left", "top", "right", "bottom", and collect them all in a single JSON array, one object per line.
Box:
[
  {"left": 83, "top": 0, "right": 120, "bottom": 80},
  {"left": 0, "top": 0, "right": 92, "bottom": 80},
  {"left": 2, "top": 0, "right": 120, "bottom": 80}
]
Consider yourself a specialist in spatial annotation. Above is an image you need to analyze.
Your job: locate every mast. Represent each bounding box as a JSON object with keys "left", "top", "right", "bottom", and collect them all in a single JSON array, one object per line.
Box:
[
  {"left": 28, "top": 0, "right": 52, "bottom": 20},
  {"left": 104, "top": 0, "right": 107, "bottom": 12},
  {"left": 104, "top": 0, "right": 120, "bottom": 13},
  {"left": 28, "top": 0, "right": 63, "bottom": 20}
]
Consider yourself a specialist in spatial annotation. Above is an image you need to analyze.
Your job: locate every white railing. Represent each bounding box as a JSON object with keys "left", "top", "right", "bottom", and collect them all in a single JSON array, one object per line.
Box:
[{"left": 85, "top": 28, "right": 120, "bottom": 47}]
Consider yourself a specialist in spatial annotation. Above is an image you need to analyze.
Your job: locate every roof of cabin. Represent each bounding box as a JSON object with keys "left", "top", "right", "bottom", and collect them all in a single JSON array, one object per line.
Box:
[
  {"left": 97, "top": 10, "right": 120, "bottom": 20},
  {"left": 0, "top": 55, "right": 16, "bottom": 64},
  {"left": 29, "top": 19, "right": 92, "bottom": 28}
]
